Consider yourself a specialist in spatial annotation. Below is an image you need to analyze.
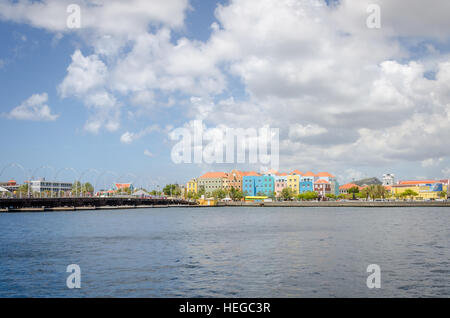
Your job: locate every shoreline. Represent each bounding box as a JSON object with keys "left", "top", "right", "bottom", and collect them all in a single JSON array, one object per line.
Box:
[
  {"left": 1, "top": 201, "right": 450, "bottom": 212},
  {"left": 217, "top": 201, "right": 450, "bottom": 208}
]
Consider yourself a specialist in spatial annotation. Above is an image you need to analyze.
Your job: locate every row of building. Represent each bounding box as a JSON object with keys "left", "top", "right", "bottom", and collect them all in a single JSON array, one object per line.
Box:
[
  {"left": 186, "top": 170, "right": 340, "bottom": 197},
  {"left": 338, "top": 174, "right": 449, "bottom": 201}
]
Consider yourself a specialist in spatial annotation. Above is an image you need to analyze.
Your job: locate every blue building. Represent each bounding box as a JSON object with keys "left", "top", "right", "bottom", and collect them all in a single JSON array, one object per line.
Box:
[
  {"left": 255, "top": 175, "right": 274, "bottom": 196},
  {"left": 243, "top": 175, "right": 274, "bottom": 196},
  {"left": 242, "top": 176, "right": 257, "bottom": 196},
  {"left": 299, "top": 176, "right": 314, "bottom": 193}
]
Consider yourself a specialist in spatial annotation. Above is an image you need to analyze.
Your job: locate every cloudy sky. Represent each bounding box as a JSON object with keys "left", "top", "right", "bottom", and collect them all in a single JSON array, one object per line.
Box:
[{"left": 1, "top": 0, "right": 450, "bottom": 188}]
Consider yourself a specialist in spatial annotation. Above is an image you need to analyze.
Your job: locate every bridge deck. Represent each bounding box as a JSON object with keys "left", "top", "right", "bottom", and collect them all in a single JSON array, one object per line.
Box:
[{"left": 0, "top": 197, "right": 197, "bottom": 210}]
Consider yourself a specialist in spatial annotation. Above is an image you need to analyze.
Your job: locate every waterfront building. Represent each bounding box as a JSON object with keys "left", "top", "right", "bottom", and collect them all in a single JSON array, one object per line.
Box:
[
  {"left": 287, "top": 174, "right": 300, "bottom": 195},
  {"left": 299, "top": 175, "right": 314, "bottom": 194},
  {"left": 242, "top": 175, "right": 257, "bottom": 196},
  {"left": 314, "top": 179, "right": 331, "bottom": 197},
  {"left": 339, "top": 183, "right": 361, "bottom": 194},
  {"left": 225, "top": 170, "right": 257, "bottom": 192},
  {"left": 274, "top": 175, "right": 287, "bottom": 197},
  {"left": 242, "top": 173, "right": 274, "bottom": 196},
  {"left": 382, "top": 174, "right": 395, "bottom": 186},
  {"left": 114, "top": 183, "right": 134, "bottom": 192},
  {"left": 198, "top": 172, "right": 228, "bottom": 195},
  {"left": 391, "top": 180, "right": 448, "bottom": 200},
  {"left": 0, "top": 180, "right": 20, "bottom": 192},
  {"left": 254, "top": 175, "right": 275, "bottom": 196},
  {"left": 186, "top": 179, "right": 198, "bottom": 194},
  {"left": 30, "top": 179, "right": 73, "bottom": 193}
]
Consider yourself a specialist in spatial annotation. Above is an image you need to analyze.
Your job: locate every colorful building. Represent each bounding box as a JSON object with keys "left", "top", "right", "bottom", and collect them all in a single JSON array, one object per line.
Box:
[
  {"left": 255, "top": 175, "right": 275, "bottom": 196},
  {"left": 197, "top": 172, "right": 228, "bottom": 195},
  {"left": 242, "top": 174, "right": 274, "bottom": 196},
  {"left": 314, "top": 179, "right": 331, "bottom": 196},
  {"left": 300, "top": 175, "right": 314, "bottom": 193},
  {"left": 287, "top": 174, "right": 300, "bottom": 195},
  {"left": 186, "top": 179, "right": 198, "bottom": 194},
  {"left": 242, "top": 175, "right": 257, "bottom": 196},
  {"left": 391, "top": 180, "right": 448, "bottom": 200},
  {"left": 274, "top": 175, "right": 287, "bottom": 197},
  {"left": 339, "top": 183, "right": 361, "bottom": 194}
]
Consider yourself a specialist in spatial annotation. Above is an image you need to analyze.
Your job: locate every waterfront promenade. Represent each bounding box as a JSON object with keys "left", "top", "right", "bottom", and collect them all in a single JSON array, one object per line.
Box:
[{"left": 218, "top": 201, "right": 450, "bottom": 208}]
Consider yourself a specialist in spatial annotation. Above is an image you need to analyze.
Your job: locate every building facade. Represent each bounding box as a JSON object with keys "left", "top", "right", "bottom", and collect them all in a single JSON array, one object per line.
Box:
[
  {"left": 286, "top": 175, "right": 300, "bottom": 195},
  {"left": 197, "top": 172, "right": 228, "bottom": 195},
  {"left": 391, "top": 180, "right": 448, "bottom": 200},
  {"left": 0, "top": 180, "right": 20, "bottom": 192},
  {"left": 274, "top": 175, "right": 287, "bottom": 197},
  {"left": 31, "top": 179, "right": 73, "bottom": 193},
  {"left": 382, "top": 174, "right": 395, "bottom": 186},
  {"left": 314, "top": 179, "right": 331, "bottom": 196},
  {"left": 186, "top": 179, "right": 198, "bottom": 194}
]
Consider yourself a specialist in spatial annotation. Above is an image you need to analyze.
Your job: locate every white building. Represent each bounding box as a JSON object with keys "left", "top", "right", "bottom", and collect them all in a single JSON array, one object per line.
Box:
[
  {"left": 31, "top": 179, "right": 73, "bottom": 193},
  {"left": 382, "top": 174, "right": 395, "bottom": 186}
]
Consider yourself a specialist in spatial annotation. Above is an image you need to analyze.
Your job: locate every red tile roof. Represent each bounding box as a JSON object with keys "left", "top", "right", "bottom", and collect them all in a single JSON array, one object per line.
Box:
[
  {"left": 303, "top": 171, "right": 316, "bottom": 177},
  {"left": 315, "top": 179, "right": 329, "bottom": 184},
  {"left": 398, "top": 180, "right": 439, "bottom": 185},
  {"left": 339, "top": 183, "right": 360, "bottom": 190},
  {"left": 199, "top": 172, "right": 229, "bottom": 179},
  {"left": 290, "top": 169, "right": 303, "bottom": 175},
  {"left": 115, "top": 183, "right": 132, "bottom": 189},
  {"left": 316, "top": 172, "right": 335, "bottom": 178}
]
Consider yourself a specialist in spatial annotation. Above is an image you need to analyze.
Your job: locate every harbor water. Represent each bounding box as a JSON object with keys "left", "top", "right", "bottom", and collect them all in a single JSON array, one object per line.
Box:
[{"left": 0, "top": 207, "right": 449, "bottom": 297}]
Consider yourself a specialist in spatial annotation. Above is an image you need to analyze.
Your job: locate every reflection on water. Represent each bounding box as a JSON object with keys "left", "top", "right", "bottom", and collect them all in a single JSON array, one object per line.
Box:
[{"left": 0, "top": 207, "right": 449, "bottom": 297}]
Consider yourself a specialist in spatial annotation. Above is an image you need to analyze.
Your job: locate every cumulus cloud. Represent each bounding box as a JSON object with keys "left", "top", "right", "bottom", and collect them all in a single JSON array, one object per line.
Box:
[
  {"left": 6, "top": 93, "right": 58, "bottom": 121},
  {"left": 3, "top": 0, "right": 450, "bottom": 174},
  {"left": 0, "top": 0, "right": 189, "bottom": 34}
]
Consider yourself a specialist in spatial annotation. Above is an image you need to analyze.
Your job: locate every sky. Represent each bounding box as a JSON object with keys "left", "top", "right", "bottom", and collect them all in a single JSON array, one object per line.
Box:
[{"left": 1, "top": 0, "right": 450, "bottom": 190}]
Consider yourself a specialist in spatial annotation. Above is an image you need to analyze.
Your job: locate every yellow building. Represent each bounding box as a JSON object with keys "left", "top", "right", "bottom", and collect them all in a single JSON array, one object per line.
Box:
[
  {"left": 391, "top": 180, "right": 448, "bottom": 200},
  {"left": 186, "top": 179, "right": 198, "bottom": 194},
  {"left": 287, "top": 175, "right": 300, "bottom": 195}
]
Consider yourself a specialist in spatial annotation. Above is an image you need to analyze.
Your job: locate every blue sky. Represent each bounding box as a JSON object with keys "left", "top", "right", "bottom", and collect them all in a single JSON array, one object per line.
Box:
[{"left": 1, "top": 0, "right": 450, "bottom": 189}]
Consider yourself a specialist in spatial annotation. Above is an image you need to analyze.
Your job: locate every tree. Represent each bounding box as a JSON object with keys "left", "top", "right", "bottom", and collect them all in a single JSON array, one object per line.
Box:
[
  {"left": 439, "top": 191, "right": 447, "bottom": 199},
  {"left": 229, "top": 187, "right": 244, "bottom": 201},
  {"left": 72, "top": 181, "right": 82, "bottom": 196},
  {"left": 348, "top": 186, "right": 360, "bottom": 200},
  {"left": 83, "top": 182, "right": 94, "bottom": 194},
  {"left": 401, "top": 189, "right": 418, "bottom": 200},
  {"left": 281, "top": 187, "right": 294, "bottom": 201},
  {"left": 163, "top": 184, "right": 181, "bottom": 197},
  {"left": 326, "top": 193, "right": 336, "bottom": 200},
  {"left": 197, "top": 186, "right": 206, "bottom": 197},
  {"left": 211, "top": 189, "right": 227, "bottom": 200},
  {"left": 303, "top": 191, "right": 318, "bottom": 201}
]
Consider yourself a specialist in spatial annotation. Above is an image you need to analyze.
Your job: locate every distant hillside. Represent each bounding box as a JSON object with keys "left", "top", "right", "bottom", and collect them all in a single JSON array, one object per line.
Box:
[{"left": 353, "top": 177, "right": 382, "bottom": 186}]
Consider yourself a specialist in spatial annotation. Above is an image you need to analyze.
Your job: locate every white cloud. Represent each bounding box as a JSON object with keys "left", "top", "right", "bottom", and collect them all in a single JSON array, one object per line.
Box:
[
  {"left": 421, "top": 158, "right": 444, "bottom": 168},
  {"left": 0, "top": 0, "right": 189, "bottom": 34},
  {"left": 289, "top": 124, "right": 328, "bottom": 139},
  {"left": 442, "top": 167, "right": 450, "bottom": 176},
  {"left": 144, "top": 150, "right": 154, "bottom": 158},
  {"left": 120, "top": 125, "right": 160, "bottom": 144},
  {"left": 6, "top": 93, "right": 58, "bottom": 121},
  {"left": 3, "top": 0, "right": 450, "bottom": 175},
  {"left": 58, "top": 50, "right": 107, "bottom": 98}
]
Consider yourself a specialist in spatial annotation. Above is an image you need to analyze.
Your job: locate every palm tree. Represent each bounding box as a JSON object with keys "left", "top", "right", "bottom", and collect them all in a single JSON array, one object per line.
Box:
[{"left": 348, "top": 186, "right": 359, "bottom": 200}]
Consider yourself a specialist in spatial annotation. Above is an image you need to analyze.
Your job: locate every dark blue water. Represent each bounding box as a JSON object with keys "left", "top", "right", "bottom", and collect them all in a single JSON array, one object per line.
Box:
[{"left": 1, "top": 207, "right": 449, "bottom": 297}]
